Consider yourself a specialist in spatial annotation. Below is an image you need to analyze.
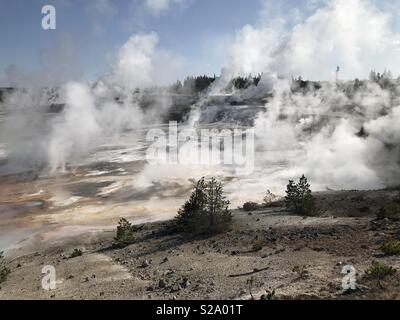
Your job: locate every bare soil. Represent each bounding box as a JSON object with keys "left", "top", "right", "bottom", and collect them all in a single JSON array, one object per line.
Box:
[{"left": 1, "top": 189, "right": 400, "bottom": 300}]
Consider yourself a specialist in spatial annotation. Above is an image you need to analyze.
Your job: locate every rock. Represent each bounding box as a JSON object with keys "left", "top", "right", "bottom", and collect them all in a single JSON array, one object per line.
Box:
[
  {"left": 141, "top": 260, "right": 150, "bottom": 268},
  {"left": 239, "top": 289, "right": 247, "bottom": 295},
  {"left": 162, "top": 257, "right": 169, "bottom": 263},
  {"left": 195, "top": 284, "right": 206, "bottom": 291},
  {"left": 181, "top": 278, "right": 190, "bottom": 289},
  {"left": 146, "top": 286, "right": 154, "bottom": 292},
  {"left": 158, "top": 279, "right": 167, "bottom": 289},
  {"left": 170, "top": 284, "right": 182, "bottom": 293},
  {"left": 164, "top": 269, "right": 174, "bottom": 277}
]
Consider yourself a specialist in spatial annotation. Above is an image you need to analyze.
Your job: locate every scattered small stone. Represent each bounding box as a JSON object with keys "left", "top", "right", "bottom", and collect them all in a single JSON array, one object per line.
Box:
[
  {"left": 170, "top": 284, "right": 181, "bottom": 293},
  {"left": 141, "top": 260, "right": 150, "bottom": 268},
  {"left": 164, "top": 269, "right": 174, "bottom": 277},
  {"left": 195, "top": 284, "right": 206, "bottom": 291},
  {"left": 158, "top": 279, "right": 167, "bottom": 289},
  {"left": 181, "top": 278, "right": 190, "bottom": 289},
  {"left": 162, "top": 257, "right": 169, "bottom": 263},
  {"left": 239, "top": 289, "right": 247, "bottom": 295}
]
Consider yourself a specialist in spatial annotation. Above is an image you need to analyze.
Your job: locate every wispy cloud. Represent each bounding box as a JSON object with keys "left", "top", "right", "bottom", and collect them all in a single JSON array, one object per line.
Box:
[
  {"left": 90, "top": 0, "right": 118, "bottom": 16},
  {"left": 144, "top": 0, "right": 188, "bottom": 15}
]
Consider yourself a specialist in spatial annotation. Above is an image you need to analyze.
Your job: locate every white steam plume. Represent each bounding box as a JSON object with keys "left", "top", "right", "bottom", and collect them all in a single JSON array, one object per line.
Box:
[
  {"left": 1, "top": 32, "right": 184, "bottom": 174},
  {"left": 223, "top": 0, "right": 400, "bottom": 81}
]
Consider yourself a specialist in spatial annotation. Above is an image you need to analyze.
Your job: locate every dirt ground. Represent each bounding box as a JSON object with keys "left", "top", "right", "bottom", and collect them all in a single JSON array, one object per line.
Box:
[{"left": 1, "top": 189, "right": 400, "bottom": 300}]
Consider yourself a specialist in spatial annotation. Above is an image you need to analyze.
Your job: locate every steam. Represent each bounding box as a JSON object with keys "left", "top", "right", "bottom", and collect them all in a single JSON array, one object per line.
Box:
[
  {"left": 48, "top": 83, "right": 101, "bottom": 172},
  {"left": 223, "top": 0, "right": 400, "bottom": 81},
  {"left": 202, "top": 0, "right": 400, "bottom": 192},
  {"left": 108, "top": 32, "right": 185, "bottom": 90},
  {"left": 0, "top": 32, "right": 183, "bottom": 174},
  {"left": 1, "top": 0, "right": 400, "bottom": 196}
]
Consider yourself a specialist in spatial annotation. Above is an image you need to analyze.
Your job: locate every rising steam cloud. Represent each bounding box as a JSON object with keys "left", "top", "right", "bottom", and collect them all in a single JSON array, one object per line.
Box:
[
  {"left": 217, "top": 0, "right": 400, "bottom": 191},
  {"left": 1, "top": 0, "right": 400, "bottom": 195},
  {"left": 224, "top": 0, "right": 400, "bottom": 80},
  {"left": 0, "top": 32, "right": 184, "bottom": 173}
]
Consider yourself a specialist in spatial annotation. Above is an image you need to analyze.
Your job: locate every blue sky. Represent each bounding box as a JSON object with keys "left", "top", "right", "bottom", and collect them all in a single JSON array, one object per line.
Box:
[
  {"left": 0, "top": 0, "right": 264, "bottom": 84},
  {"left": 0, "top": 0, "right": 399, "bottom": 85}
]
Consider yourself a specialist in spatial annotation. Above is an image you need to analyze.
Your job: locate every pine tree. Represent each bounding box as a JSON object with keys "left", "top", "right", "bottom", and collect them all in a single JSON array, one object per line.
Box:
[
  {"left": 0, "top": 251, "right": 10, "bottom": 283},
  {"left": 175, "top": 177, "right": 232, "bottom": 235},
  {"left": 285, "top": 175, "right": 316, "bottom": 216},
  {"left": 113, "top": 218, "right": 137, "bottom": 248}
]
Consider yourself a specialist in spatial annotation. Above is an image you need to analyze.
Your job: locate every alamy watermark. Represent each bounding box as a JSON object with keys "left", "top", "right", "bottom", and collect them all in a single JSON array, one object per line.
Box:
[
  {"left": 41, "top": 5, "right": 56, "bottom": 30},
  {"left": 341, "top": 265, "right": 357, "bottom": 291},
  {"left": 41, "top": 265, "right": 56, "bottom": 290},
  {"left": 145, "top": 122, "right": 255, "bottom": 175}
]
